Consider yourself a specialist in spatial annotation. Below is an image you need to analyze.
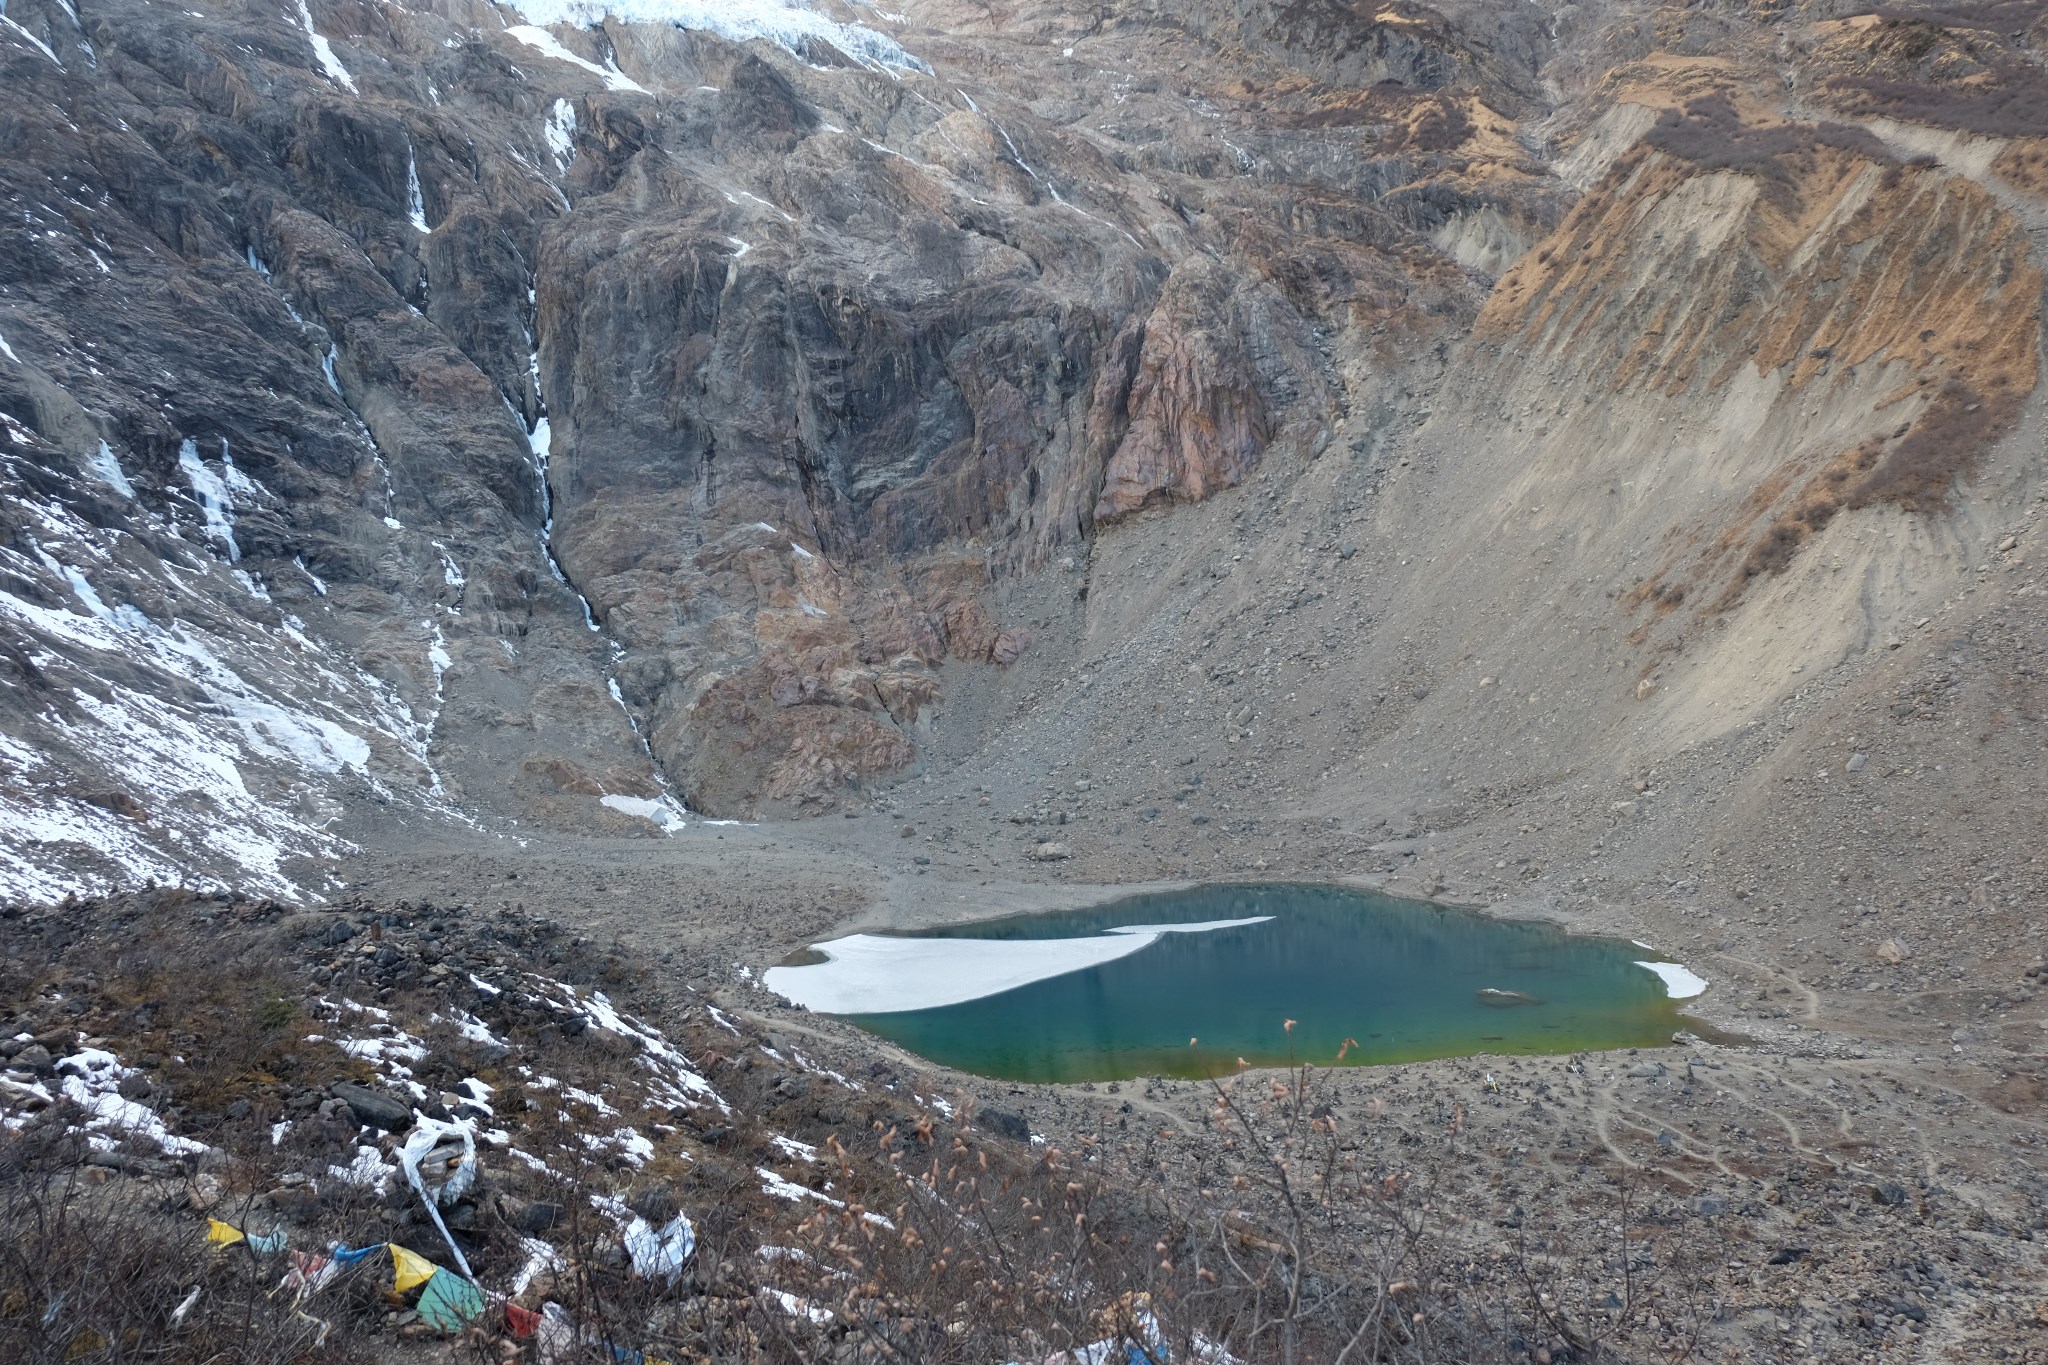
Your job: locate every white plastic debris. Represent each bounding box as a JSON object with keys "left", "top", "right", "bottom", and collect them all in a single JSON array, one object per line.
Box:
[{"left": 623, "top": 1212, "right": 696, "bottom": 1283}]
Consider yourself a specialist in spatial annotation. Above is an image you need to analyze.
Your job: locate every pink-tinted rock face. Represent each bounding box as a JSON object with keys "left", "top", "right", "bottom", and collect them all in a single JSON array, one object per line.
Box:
[{"left": 1095, "top": 261, "right": 1274, "bottom": 519}]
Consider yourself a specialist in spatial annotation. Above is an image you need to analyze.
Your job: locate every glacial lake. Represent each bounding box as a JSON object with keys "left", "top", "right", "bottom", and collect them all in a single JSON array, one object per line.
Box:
[{"left": 764, "top": 883, "right": 1707, "bottom": 1083}]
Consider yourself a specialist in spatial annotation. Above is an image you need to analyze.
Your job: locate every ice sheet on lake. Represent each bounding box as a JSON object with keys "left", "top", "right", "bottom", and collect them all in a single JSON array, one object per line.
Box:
[
  {"left": 763, "top": 917, "right": 1272, "bottom": 1014},
  {"left": 1634, "top": 961, "right": 1708, "bottom": 999}
]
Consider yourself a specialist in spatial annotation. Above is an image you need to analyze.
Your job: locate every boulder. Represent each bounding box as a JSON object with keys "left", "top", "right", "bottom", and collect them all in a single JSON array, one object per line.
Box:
[
  {"left": 331, "top": 1083, "right": 414, "bottom": 1131},
  {"left": 981, "top": 1109, "right": 1032, "bottom": 1142}
]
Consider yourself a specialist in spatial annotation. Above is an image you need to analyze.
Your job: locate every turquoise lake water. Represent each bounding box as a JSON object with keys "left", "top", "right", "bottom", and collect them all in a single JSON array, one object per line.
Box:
[{"left": 814, "top": 883, "right": 1694, "bottom": 1083}]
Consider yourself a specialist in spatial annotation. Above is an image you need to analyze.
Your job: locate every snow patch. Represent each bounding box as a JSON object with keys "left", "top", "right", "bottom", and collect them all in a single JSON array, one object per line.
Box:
[
  {"left": 1, "top": 15, "right": 62, "bottom": 65},
  {"left": 544, "top": 98, "right": 578, "bottom": 169},
  {"left": 55, "top": 1047, "right": 207, "bottom": 1155},
  {"left": 600, "top": 792, "right": 688, "bottom": 832},
  {"left": 507, "top": 25, "right": 646, "bottom": 92},
  {"left": 1634, "top": 961, "right": 1709, "bottom": 1000}
]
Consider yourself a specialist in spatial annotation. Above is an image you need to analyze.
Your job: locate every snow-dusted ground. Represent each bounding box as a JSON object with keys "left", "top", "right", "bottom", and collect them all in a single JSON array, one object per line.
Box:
[
  {"left": 762, "top": 917, "right": 1273, "bottom": 1014},
  {"left": 0, "top": 453, "right": 443, "bottom": 903}
]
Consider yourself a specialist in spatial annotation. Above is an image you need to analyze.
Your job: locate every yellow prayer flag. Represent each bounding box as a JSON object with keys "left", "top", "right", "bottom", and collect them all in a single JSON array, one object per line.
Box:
[
  {"left": 390, "top": 1244, "right": 438, "bottom": 1293},
  {"left": 205, "top": 1219, "right": 245, "bottom": 1247}
]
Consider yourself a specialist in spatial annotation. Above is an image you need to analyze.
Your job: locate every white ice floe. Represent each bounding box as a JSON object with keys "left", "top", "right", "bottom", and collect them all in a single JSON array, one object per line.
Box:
[
  {"left": 503, "top": 0, "right": 926, "bottom": 72},
  {"left": 1634, "top": 961, "right": 1709, "bottom": 999},
  {"left": 763, "top": 917, "right": 1273, "bottom": 1015}
]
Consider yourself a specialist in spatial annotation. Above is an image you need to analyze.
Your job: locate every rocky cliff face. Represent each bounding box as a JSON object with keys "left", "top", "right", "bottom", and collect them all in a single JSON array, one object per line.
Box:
[{"left": 1, "top": 0, "right": 2043, "bottom": 894}]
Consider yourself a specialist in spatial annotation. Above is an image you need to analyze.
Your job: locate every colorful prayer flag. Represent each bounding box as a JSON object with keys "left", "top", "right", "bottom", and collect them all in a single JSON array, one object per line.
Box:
[
  {"left": 390, "top": 1244, "right": 438, "bottom": 1293},
  {"left": 504, "top": 1302, "right": 541, "bottom": 1338},
  {"left": 417, "top": 1270, "right": 489, "bottom": 1332},
  {"left": 285, "top": 1251, "right": 336, "bottom": 1296},
  {"left": 205, "top": 1219, "right": 245, "bottom": 1247}
]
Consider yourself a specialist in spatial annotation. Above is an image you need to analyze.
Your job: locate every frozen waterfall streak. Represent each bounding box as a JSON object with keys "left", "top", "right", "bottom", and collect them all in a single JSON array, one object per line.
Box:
[
  {"left": 404, "top": 139, "right": 430, "bottom": 235},
  {"left": 241, "top": 249, "right": 449, "bottom": 791},
  {"left": 522, "top": 340, "right": 594, "bottom": 628},
  {"left": 524, "top": 335, "right": 692, "bottom": 823},
  {"left": 320, "top": 344, "right": 399, "bottom": 518},
  {"left": 245, "top": 246, "right": 399, "bottom": 519},
  {"left": 968, "top": 96, "right": 1142, "bottom": 249}
]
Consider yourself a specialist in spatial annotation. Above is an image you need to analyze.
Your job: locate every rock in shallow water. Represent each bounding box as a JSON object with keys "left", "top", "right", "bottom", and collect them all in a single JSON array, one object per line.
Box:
[{"left": 1475, "top": 988, "right": 1541, "bottom": 1007}]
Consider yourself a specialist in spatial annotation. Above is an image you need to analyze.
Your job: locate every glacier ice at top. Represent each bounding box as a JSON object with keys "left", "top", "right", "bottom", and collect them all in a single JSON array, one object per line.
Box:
[{"left": 504, "top": 0, "right": 930, "bottom": 74}]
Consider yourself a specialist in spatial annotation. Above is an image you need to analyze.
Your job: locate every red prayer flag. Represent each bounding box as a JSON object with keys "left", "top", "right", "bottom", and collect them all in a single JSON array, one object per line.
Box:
[{"left": 504, "top": 1302, "right": 541, "bottom": 1338}]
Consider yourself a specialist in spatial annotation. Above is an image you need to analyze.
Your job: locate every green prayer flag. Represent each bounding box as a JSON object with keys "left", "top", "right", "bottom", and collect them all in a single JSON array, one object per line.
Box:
[{"left": 416, "top": 1269, "right": 489, "bottom": 1333}]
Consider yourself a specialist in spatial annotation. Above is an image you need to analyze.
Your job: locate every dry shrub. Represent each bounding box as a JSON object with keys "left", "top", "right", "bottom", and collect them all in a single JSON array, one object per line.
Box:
[
  {"left": 1845, "top": 377, "right": 2010, "bottom": 511},
  {"left": 1822, "top": 9, "right": 2048, "bottom": 138},
  {"left": 1871, "top": 1, "right": 2044, "bottom": 27},
  {"left": 1825, "top": 72, "right": 2048, "bottom": 138},
  {"left": 0, "top": 1128, "right": 375, "bottom": 1365},
  {"left": 1741, "top": 371, "right": 2016, "bottom": 585},
  {"left": 1643, "top": 94, "right": 1894, "bottom": 186}
]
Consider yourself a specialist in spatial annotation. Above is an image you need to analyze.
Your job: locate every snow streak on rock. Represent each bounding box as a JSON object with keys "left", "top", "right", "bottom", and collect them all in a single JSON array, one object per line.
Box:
[
  {"left": 506, "top": 26, "right": 646, "bottom": 93},
  {"left": 294, "top": 0, "right": 357, "bottom": 91},
  {"left": 544, "top": 98, "right": 578, "bottom": 171}
]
